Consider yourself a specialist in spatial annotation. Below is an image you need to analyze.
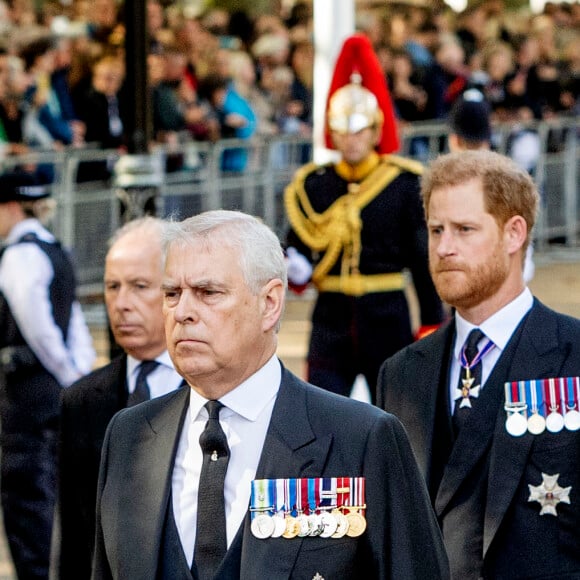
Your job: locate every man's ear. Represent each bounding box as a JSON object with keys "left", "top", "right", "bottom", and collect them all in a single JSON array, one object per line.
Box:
[
  {"left": 261, "top": 278, "right": 285, "bottom": 333},
  {"left": 504, "top": 215, "right": 528, "bottom": 255}
]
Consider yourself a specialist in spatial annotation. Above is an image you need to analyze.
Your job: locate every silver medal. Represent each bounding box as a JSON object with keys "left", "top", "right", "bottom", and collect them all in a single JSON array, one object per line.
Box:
[
  {"left": 527, "top": 412, "right": 546, "bottom": 435},
  {"left": 251, "top": 514, "right": 275, "bottom": 539},
  {"left": 271, "top": 513, "right": 287, "bottom": 538},
  {"left": 506, "top": 412, "right": 527, "bottom": 437},
  {"left": 307, "top": 514, "right": 324, "bottom": 536},
  {"left": 546, "top": 411, "right": 564, "bottom": 433},
  {"left": 564, "top": 409, "right": 580, "bottom": 431},
  {"left": 296, "top": 514, "right": 311, "bottom": 537},
  {"left": 318, "top": 511, "right": 338, "bottom": 538}
]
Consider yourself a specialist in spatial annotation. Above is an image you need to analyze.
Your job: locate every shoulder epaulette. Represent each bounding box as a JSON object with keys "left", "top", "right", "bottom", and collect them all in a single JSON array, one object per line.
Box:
[{"left": 381, "top": 154, "right": 424, "bottom": 176}]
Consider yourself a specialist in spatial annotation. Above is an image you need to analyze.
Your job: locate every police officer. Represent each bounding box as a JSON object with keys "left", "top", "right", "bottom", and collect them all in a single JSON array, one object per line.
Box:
[
  {"left": 448, "top": 88, "right": 535, "bottom": 282},
  {"left": 284, "top": 34, "right": 444, "bottom": 402},
  {"left": 0, "top": 171, "right": 95, "bottom": 579}
]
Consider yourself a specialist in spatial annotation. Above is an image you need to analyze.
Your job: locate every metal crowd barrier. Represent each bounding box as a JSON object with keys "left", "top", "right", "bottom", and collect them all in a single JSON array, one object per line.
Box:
[{"left": 0, "top": 117, "right": 578, "bottom": 297}]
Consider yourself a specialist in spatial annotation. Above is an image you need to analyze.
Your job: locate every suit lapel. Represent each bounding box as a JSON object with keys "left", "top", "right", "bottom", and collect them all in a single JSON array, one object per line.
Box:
[
  {"left": 239, "top": 367, "right": 332, "bottom": 579},
  {"left": 255, "top": 369, "right": 332, "bottom": 479},
  {"left": 396, "top": 324, "right": 454, "bottom": 482},
  {"left": 123, "top": 387, "right": 190, "bottom": 576},
  {"left": 483, "top": 301, "right": 567, "bottom": 555}
]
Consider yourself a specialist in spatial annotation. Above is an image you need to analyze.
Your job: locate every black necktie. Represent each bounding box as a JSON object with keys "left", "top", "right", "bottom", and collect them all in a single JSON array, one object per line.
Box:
[
  {"left": 453, "top": 329, "right": 485, "bottom": 434},
  {"left": 194, "top": 401, "right": 230, "bottom": 580},
  {"left": 127, "top": 360, "right": 159, "bottom": 407}
]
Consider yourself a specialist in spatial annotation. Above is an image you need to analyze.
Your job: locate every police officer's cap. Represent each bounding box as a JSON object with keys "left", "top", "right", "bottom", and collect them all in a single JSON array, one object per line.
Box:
[
  {"left": 0, "top": 171, "right": 50, "bottom": 204},
  {"left": 450, "top": 89, "right": 492, "bottom": 143}
]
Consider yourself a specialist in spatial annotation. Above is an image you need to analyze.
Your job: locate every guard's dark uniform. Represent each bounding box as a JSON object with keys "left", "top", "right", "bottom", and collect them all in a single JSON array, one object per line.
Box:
[
  {"left": 285, "top": 152, "right": 444, "bottom": 401},
  {"left": 0, "top": 233, "right": 75, "bottom": 579}
]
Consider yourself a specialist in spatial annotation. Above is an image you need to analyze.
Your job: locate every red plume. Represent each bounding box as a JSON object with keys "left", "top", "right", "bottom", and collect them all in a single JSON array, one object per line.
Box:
[{"left": 324, "top": 33, "right": 399, "bottom": 154}]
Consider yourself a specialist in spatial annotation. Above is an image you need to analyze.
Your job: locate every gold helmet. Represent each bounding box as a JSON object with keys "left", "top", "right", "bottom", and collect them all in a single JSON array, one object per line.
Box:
[
  {"left": 324, "top": 34, "right": 399, "bottom": 153},
  {"left": 327, "top": 73, "right": 384, "bottom": 135}
]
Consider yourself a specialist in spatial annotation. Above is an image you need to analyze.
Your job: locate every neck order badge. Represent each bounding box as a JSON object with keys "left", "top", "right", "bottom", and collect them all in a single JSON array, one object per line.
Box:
[{"left": 454, "top": 329, "right": 495, "bottom": 409}]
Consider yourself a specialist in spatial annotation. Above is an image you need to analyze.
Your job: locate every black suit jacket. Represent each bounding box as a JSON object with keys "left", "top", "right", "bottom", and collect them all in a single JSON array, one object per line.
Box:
[
  {"left": 59, "top": 355, "right": 129, "bottom": 580},
  {"left": 92, "top": 364, "right": 449, "bottom": 579},
  {"left": 377, "top": 299, "right": 580, "bottom": 579}
]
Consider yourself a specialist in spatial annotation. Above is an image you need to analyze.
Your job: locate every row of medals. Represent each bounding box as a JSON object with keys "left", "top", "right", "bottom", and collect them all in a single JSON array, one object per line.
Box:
[
  {"left": 250, "top": 507, "right": 366, "bottom": 540},
  {"left": 505, "top": 405, "right": 580, "bottom": 437}
]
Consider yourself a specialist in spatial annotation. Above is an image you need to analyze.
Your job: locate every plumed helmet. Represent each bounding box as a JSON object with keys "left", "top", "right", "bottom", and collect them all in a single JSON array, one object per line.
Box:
[
  {"left": 325, "top": 34, "right": 399, "bottom": 154},
  {"left": 327, "top": 73, "right": 383, "bottom": 134}
]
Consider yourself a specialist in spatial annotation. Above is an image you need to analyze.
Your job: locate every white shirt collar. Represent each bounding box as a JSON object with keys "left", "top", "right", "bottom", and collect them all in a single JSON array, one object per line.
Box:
[
  {"left": 188, "top": 354, "right": 281, "bottom": 423},
  {"left": 6, "top": 218, "right": 54, "bottom": 244},
  {"left": 454, "top": 287, "right": 534, "bottom": 359},
  {"left": 127, "top": 350, "right": 175, "bottom": 379}
]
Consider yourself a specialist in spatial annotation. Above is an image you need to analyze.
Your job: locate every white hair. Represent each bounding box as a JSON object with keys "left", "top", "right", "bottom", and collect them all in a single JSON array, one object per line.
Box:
[{"left": 162, "top": 210, "right": 288, "bottom": 294}]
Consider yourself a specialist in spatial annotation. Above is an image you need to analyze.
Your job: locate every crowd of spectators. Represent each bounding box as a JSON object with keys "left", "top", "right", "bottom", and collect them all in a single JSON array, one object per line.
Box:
[{"left": 0, "top": 0, "right": 578, "bottom": 175}]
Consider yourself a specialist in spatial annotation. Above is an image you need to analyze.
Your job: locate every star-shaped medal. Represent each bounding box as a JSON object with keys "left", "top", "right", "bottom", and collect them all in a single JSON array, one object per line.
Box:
[
  {"left": 454, "top": 377, "right": 481, "bottom": 408},
  {"left": 528, "top": 472, "right": 572, "bottom": 516}
]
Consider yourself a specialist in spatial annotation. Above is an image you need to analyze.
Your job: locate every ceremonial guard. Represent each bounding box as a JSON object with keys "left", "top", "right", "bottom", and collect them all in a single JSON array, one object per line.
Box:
[
  {"left": 0, "top": 171, "right": 95, "bottom": 579},
  {"left": 285, "top": 34, "right": 444, "bottom": 401}
]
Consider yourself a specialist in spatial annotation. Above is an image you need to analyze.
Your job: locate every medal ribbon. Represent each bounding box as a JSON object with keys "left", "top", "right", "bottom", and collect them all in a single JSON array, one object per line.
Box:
[
  {"left": 293, "top": 478, "right": 301, "bottom": 516},
  {"left": 526, "top": 379, "right": 544, "bottom": 416},
  {"left": 344, "top": 477, "right": 353, "bottom": 512},
  {"left": 352, "top": 477, "right": 366, "bottom": 515},
  {"left": 319, "top": 477, "right": 336, "bottom": 511},
  {"left": 298, "top": 478, "right": 308, "bottom": 515},
  {"left": 564, "top": 377, "right": 578, "bottom": 411},
  {"left": 250, "top": 480, "right": 257, "bottom": 521},
  {"left": 306, "top": 478, "right": 320, "bottom": 514},
  {"left": 544, "top": 378, "right": 561, "bottom": 413},
  {"left": 559, "top": 378, "right": 568, "bottom": 419},
  {"left": 509, "top": 381, "right": 518, "bottom": 405},
  {"left": 250, "top": 479, "right": 272, "bottom": 520},
  {"left": 506, "top": 380, "right": 526, "bottom": 406},
  {"left": 504, "top": 382, "right": 513, "bottom": 407},
  {"left": 504, "top": 380, "right": 528, "bottom": 427},
  {"left": 286, "top": 478, "right": 297, "bottom": 516},
  {"left": 268, "top": 479, "right": 276, "bottom": 515},
  {"left": 301, "top": 478, "right": 310, "bottom": 515},
  {"left": 346, "top": 477, "right": 363, "bottom": 512},
  {"left": 336, "top": 477, "right": 349, "bottom": 510},
  {"left": 460, "top": 338, "right": 495, "bottom": 372},
  {"left": 275, "top": 479, "right": 285, "bottom": 515}
]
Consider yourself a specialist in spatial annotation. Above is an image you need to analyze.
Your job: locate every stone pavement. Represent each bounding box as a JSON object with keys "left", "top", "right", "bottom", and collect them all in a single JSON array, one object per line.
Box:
[{"left": 0, "top": 249, "right": 578, "bottom": 579}]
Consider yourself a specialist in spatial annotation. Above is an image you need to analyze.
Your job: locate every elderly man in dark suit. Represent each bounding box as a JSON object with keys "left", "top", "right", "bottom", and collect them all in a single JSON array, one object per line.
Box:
[
  {"left": 91, "top": 210, "right": 448, "bottom": 580},
  {"left": 378, "top": 150, "right": 580, "bottom": 580},
  {"left": 58, "top": 217, "right": 184, "bottom": 579}
]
